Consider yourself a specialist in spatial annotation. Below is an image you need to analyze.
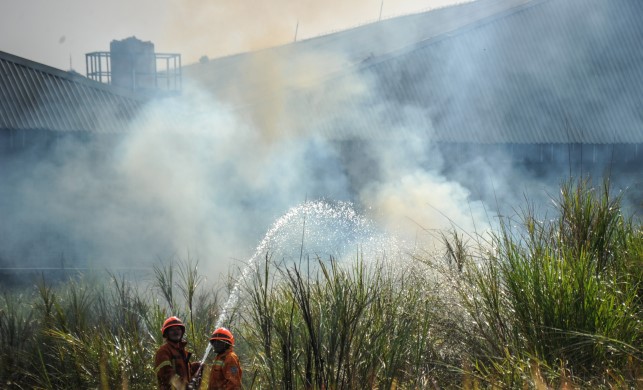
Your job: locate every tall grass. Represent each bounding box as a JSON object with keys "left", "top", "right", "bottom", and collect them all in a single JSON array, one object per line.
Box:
[
  {"left": 447, "top": 178, "right": 642, "bottom": 387},
  {"left": 239, "top": 252, "right": 455, "bottom": 389},
  {"left": 0, "top": 261, "right": 219, "bottom": 389},
  {"left": 0, "top": 178, "right": 639, "bottom": 388}
]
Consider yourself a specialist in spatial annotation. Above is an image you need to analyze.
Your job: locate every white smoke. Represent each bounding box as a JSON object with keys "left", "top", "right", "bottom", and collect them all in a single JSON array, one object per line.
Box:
[{"left": 3, "top": 0, "right": 640, "bottom": 285}]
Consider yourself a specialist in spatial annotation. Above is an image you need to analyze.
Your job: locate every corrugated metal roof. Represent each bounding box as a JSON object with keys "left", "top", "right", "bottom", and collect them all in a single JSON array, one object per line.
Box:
[
  {"left": 185, "top": 0, "right": 643, "bottom": 144},
  {"left": 0, "top": 51, "right": 148, "bottom": 133},
  {"left": 354, "top": 0, "right": 643, "bottom": 144}
]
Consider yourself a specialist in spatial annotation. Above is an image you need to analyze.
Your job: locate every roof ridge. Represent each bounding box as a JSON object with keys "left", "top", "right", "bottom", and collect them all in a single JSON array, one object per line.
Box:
[{"left": 0, "top": 50, "right": 150, "bottom": 102}]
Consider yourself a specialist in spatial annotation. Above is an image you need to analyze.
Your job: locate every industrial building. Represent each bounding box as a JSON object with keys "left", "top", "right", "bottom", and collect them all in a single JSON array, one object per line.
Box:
[
  {"left": 1, "top": 0, "right": 641, "bottom": 279},
  {"left": 3, "top": 0, "right": 642, "bottom": 165}
]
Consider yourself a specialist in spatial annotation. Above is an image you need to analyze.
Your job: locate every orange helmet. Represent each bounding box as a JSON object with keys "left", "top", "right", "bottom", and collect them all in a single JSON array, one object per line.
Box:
[
  {"left": 161, "top": 316, "right": 186, "bottom": 336},
  {"left": 209, "top": 327, "right": 234, "bottom": 346}
]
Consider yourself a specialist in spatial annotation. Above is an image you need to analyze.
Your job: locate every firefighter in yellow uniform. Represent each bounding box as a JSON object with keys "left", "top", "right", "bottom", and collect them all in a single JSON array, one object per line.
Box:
[
  {"left": 154, "top": 316, "right": 201, "bottom": 390},
  {"left": 207, "top": 327, "right": 242, "bottom": 390}
]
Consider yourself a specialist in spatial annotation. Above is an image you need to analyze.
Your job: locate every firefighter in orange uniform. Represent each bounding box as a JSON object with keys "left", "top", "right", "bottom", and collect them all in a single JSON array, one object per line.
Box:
[
  {"left": 154, "top": 316, "right": 201, "bottom": 389},
  {"left": 207, "top": 327, "right": 242, "bottom": 390}
]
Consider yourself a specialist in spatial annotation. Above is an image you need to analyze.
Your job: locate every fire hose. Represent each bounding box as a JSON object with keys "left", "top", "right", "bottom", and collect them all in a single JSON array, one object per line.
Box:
[{"left": 187, "top": 343, "right": 213, "bottom": 390}]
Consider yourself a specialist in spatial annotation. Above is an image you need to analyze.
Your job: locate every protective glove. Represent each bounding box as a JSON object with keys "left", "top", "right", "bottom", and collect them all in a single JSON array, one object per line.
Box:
[{"left": 187, "top": 365, "right": 203, "bottom": 390}]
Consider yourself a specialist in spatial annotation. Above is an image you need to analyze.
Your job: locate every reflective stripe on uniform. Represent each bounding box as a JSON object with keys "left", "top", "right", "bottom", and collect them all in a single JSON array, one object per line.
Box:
[
  {"left": 213, "top": 360, "right": 225, "bottom": 367},
  {"left": 155, "top": 360, "right": 172, "bottom": 373}
]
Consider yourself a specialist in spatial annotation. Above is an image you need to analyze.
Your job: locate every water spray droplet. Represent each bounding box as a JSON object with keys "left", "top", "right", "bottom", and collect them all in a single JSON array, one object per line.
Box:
[{"left": 196, "top": 200, "right": 402, "bottom": 365}]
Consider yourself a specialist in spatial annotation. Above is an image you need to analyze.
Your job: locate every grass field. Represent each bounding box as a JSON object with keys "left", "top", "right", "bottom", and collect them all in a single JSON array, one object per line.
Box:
[{"left": 1, "top": 178, "right": 640, "bottom": 389}]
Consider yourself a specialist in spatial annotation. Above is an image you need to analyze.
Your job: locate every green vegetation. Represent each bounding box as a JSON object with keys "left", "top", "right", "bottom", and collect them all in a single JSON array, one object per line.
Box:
[
  {"left": 0, "top": 179, "right": 640, "bottom": 389},
  {"left": 440, "top": 179, "right": 642, "bottom": 388},
  {"left": 0, "top": 263, "right": 218, "bottom": 389}
]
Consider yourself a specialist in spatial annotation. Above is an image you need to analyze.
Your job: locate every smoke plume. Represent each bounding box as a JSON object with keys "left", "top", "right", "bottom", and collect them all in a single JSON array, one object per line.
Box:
[{"left": 2, "top": 0, "right": 641, "bottom": 286}]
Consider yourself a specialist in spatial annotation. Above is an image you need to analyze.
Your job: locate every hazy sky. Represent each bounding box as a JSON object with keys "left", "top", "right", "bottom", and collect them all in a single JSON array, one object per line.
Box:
[{"left": 1, "top": 0, "right": 465, "bottom": 72}]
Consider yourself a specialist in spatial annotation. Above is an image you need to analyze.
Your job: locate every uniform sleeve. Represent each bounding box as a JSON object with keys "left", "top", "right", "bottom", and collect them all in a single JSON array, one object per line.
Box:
[
  {"left": 155, "top": 347, "right": 181, "bottom": 389},
  {"left": 222, "top": 354, "right": 242, "bottom": 390}
]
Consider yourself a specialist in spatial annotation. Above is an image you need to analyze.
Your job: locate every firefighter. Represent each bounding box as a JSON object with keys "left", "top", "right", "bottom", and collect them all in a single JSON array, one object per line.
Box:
[
  {"left": 154, "top": 316, "right": 201, "bottom": 390},
  {"left": 207, "top": 327, "right": 242, "bottom": 390}
]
